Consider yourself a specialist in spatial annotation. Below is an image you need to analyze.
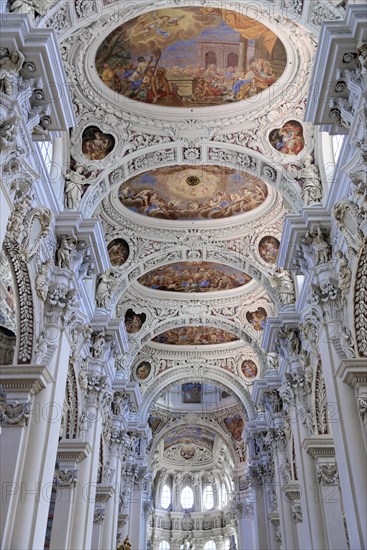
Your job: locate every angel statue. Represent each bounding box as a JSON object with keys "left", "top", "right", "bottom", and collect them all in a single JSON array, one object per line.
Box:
[
  {"left": 269, "top": 268, "right": 296, "bottom": 307},
  {"left": 96, "top": 270, "right": 119, "bottom": 310},
  {"left": 64, "top": 165, "right": 96, "bottom": 210}
]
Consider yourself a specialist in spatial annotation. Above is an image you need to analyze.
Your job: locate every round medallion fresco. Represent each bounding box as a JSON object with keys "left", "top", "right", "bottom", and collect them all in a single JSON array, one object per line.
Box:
[
  {"left": 107, "top": 238, "right": 129, "bottom": 267},
  {"left": 153, "top": 326, "right": 239, "bottom": 345},
  {"left": 95, "top": 7, "right": 286, "bottom": 107},
  {"left": 241, "top": 359, "right": 258, "bottom": 379},
  {"left": 258, "top": 236, "right": 280, "bottom": 264},
  {"left": 180, "top": 446, "right": 196, "bottom": 460},
  {"left": 119, "top": 165, "right": 268, "bottom": 220},
  {"left": 135, "top": 361, "right": 151, "bottom": 380},
  {"left": 138, "top": 262, "right": 252, "bottom": 292}
]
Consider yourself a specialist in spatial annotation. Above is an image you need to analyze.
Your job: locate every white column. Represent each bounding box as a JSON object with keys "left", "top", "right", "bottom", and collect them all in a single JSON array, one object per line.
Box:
[
  {"left": 315, "top": 460, "right": 348, "bottom": 550},
  {"left": 317, "top": 330, "right": 367, "bottom": 549},
  {"left": 236, "top": 504, "right": 257, "bottom": 550},
  {"left": 91, "top": 507, "right": 105, "bottom": 550},
  {"left": 69, "top": 359, "right": 107, "bottom": 550},
  {"left": 100, "top": 453, "right": 121, "bottom": 550},
  {"left": 272, "top": 446, "right": 298, "bottom": 550},
  {"left": 49, "top": 441, "right": 91, "bottom": 550},
  {"left": 3, "top": 329, "right": 71, "bottom": 549}
]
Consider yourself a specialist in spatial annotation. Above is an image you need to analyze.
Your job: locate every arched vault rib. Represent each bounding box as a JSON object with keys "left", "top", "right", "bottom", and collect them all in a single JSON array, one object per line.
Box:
[
  {"left": 138, "top": 369, "right": 256, "bottom": 423},
  {"left": 82, "top": 143, "right": 303, "bottom": 218}
]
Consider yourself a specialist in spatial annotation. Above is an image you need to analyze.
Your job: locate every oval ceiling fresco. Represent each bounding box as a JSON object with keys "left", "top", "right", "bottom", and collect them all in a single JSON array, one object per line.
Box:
[
  {"left": 96, "top": 7, "right": 287, "bottom": 107},
  {"left": 119, "top": 165, "right": 268, "bottom": 220},
  {"left": 138, "top": 262, "right": 252, "bottom": 292},
  {"left": 152, "top": 326, "right": 239, "bottom": 345}
]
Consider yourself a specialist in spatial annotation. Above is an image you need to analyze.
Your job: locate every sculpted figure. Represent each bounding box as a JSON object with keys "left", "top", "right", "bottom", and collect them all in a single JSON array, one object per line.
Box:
[
  {"left": 0, "top": 49, "right": 25, "bottom": 96},
  {"left": 56, "top": 235, "right": 77, "bottom": 269},
  {"left": 64, "top": 165, "right": 96, "bottom": 210},
  {"left": 7, "top": 193, "right": 32, "bottom": 242},
  {"left": 307, "top": 226, "right": 331, "bottom": 264},
  {"left": 290, "top": 155, "right": 323, "bottom": 206},
  {"left": 336, "top": 250, "right": 352, "bottom": 296},
  {"left": 96, "top": 270, "right": 118, "bottom": 310},
  {"left": 0, "top": 118, "right": 18, "bottom": 150},
  {"left": 9, "top": 0, "right": 55, "bottom": 17},
  {"left": 91, "top": 331, "right": 105, "bottom": 359},
  {"left": 269, "top": 268, "right": 295, "bottom": 306},
  {"left": 35, "top": 259, "right": 52, "bottom": 300}
]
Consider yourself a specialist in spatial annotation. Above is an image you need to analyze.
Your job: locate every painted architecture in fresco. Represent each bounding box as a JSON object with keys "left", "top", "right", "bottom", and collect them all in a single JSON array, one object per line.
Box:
[
  {"left": 95, "top": 7, "right": 287, "bottom": 107},
  {"left": 81, "top": 126, "right": 115, "bottom": 160},
  {"left": 119, "top": 165, "right": 268, "bottom": 220},
  {"left": 138, "top": 262, "right": 252, "bottom": 292},
  {"left": 152, "top": 326, "right": 239, "bottom": 345},
  {"left": 269, "top": 120, "right": 305, "bottom": 155}
]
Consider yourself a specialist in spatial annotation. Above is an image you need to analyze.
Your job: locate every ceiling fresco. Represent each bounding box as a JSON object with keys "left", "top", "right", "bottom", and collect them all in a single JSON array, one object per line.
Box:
[
  {"left": 81, "top": 126, "right": 114, "bottom": 160},
  {"left": 96, "top": 7, "right": 287, "bottom": 107},
  {"left": 241, "top": 359, "right": 258, "bottom": 379},
  {"left": 164, "top": 426, "right": 216, "bottom": 451},
  {"left": 152, "top": 326, "right": 239, "bottom": 345},
  {"left": 269, "top": 120, "right": 305, "bottom": 156},
  {"left": 223, "top": 414, "right": 244, "bottom": 441},
  {"left": 119, "top": 165, "right": 268, "bottom": 220},
  {"left": 107, "top": 238, "right": 129, "bottom": 266},
  {"left": 138, "top": 262, "right": 252, "bottom": 292},
  {"left": 258, "top": 236, "right": 280, "bottom": 264}
]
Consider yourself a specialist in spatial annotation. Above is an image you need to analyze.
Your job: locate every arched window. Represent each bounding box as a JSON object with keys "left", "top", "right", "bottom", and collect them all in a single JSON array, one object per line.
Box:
[
  {"left": 203, "top": 485, "right": 214, "bottom": 510},
  {"left": 180, "top": 486, "right": 194, "bottom": 509},
  {"left": 159, "top": 542, "right": 170, "bottom": 550},
  {"left": 222, "top": 483, "right": 228, "bottom": 506},
  {"left": 204, "top": 541, "right": 216, "bottom": 550},
  {"left": 161, "top": 484, "right": 171, "bottom": 509},
  {"left": 332, "top": 134, "right": 345, "bottom": 164},
  {"left": 37, "top": 141, "right": 53, "bottom": 172}
]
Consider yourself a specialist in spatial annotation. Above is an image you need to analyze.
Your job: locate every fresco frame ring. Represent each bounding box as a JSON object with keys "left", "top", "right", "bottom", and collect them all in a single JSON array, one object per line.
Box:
[{"left": 83, "top": 0, "right": 304, "bottom": 126}]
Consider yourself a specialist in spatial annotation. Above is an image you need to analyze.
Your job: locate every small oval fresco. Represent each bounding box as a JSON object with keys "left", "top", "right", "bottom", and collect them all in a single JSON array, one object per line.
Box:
[
  {"left": 119, "top": 165, "right": 268, "bottom": 221},
  {"left": 138, "top": 262, "right": 252, "bottom": 292},
  {"left": 241, "top": 359, "right": 258, "bottom": 379},
  {"left": 269, "top": 120, "right": 304, "bottom": 156},
  {"left": 258, "top": 236, "right": 280, "bottom": 264},
  {"left": 246, "top": 307, "right": 267, "bottom": 331},
  {"left": 82, "top": 126, "right": 115, "bottom": 161},
  {"left": 180, "top": 446, "right": 196, "bottom": 460},
  {"left": 95, "top": 7, "right": 287, "bottom": 108},
  {"left": 107, "top": 238, "right": 130, "bottom": 267},
  {"left": 125, "top": 309, "right": 146, "bottom": 333},
  {"left": 152, "top": 326, "right": 239, "bottom": 345},
  {"left": 135, "top": 361, "right": 151, "bottom": 380}
]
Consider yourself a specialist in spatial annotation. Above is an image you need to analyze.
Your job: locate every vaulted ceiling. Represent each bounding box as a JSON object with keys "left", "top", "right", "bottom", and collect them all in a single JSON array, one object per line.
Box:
[{"left": 48, "top": 0, "right": 341, "bottom": 475}]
